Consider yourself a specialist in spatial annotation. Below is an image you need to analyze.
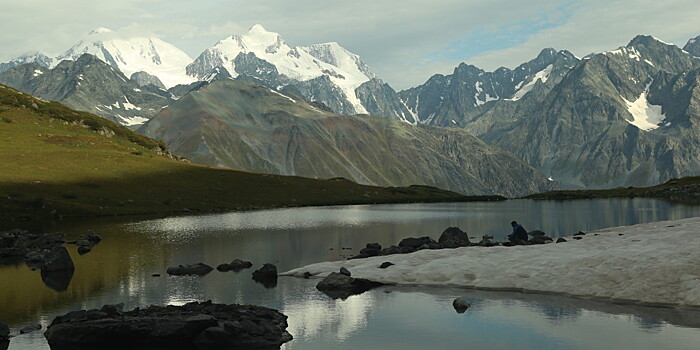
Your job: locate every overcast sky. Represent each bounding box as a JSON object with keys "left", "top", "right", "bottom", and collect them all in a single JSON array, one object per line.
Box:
[{"left": 1, "top": 0, "right": 699, "bottom": 90}]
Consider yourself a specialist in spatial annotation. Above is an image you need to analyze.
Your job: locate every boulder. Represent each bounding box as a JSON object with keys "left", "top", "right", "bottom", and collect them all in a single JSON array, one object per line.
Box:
[
  {"left": 477, "top": 238, "right": 494, "bottom": 247},
  {"left": 316, "top": 272, "right": 384, "bottom": 299},
  {"left": 529, "top": 235, "right": 554, "bottom": 244},
  {"left": 167, "top": 263, "right": 214, "bottom": 276},
  {"left": 438, "top": 227, "right": 470, "bottom": 247},
  {"left": 20, "top": 324, "right": 41, "bottom": 334},
  {"left": 252, "top": 264, "right": 278, "bottom": 288},
  {"left": 529, "top": 230, "right": 546, "bottom": 236},
  {"left": 217, "top": 259, "right": 253, "bottom": 272},
  {"left": 453, "top": 298, "right": 471, "bottom": 313},
  {"left": 556, "top": 237, "right": 567, "bottom": 243},
  {"left": 43, "top": 301, "right": 292, "bottom": 349},
  {"left": 41, "top": 247, "right": 75, "bottom": 272},
  {"left": 398, "top": 236, "right": 436, "bottom": 250}
]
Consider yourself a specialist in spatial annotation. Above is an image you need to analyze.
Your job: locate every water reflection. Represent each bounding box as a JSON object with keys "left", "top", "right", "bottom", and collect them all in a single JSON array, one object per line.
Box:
[{"left": 2, "top": 199, "right": 700, "bottom": 350}]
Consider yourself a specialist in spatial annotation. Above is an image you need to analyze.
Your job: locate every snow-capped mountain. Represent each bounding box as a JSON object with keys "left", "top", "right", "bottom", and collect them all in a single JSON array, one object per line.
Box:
[
  {"left": 53, "top": 28, "right": 195, "bottom": 88},
  {"left": 186, "top": 24, "right": 410, "bottom": 118},
  {"left": 0, "top": 52, "right": 52, "bottom": 73}
]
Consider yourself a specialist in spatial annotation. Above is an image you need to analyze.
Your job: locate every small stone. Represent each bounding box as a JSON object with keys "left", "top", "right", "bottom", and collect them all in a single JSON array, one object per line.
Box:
[
  {"left": 573, "top": 236, "right": 582, "bottom": 240},
  {"left": 379, "top": 262, "right": 394, "bottom": 269},
  {"left": 339, "top": 267, "right": 351, "bottom": 276},
  {"left": 556, "top": 238, "right": 567, "bottom": 243},
  {"left": 452, "top": 298, "right": 470, "bottom": 313},
  {"left": 151, "top": 274, "right": 161, "bottom": 277},
  {"left": 302, "top": 271, "right": 312, "bottom": 279}
]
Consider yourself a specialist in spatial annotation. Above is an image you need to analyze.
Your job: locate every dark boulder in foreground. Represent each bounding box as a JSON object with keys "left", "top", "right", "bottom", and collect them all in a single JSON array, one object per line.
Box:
[
  {"left": 44, "top": 301, "right": 292, "bottom": 349},
  {"left": 453, "top": 297, "right": 471, "bottom": 313},
  {"left": 398, "top": 236, "right": 436, "bottom": 250},
  {"left": 316, "top": 272, "right": 384, "bottom": 299},
  {"left": 217, "top": 259, "right": 253, "bottom": 272},
  {"left": 167, "top": 263, "right": 214, "bottom": 276}
]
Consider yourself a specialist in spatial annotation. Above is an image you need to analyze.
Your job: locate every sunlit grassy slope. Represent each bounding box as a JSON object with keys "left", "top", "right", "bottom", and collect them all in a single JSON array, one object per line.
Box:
[{"left": 0, "top": 85, "right": 486, "bottom": 221}]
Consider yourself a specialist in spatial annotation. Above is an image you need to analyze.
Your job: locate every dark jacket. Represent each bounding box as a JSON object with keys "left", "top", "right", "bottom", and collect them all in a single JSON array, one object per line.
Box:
[{"left": 509, "top": 224, "right": 528, "bottom": 241}]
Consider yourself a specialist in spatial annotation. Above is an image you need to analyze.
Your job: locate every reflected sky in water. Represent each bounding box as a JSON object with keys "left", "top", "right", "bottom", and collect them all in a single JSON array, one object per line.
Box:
[{"left": 3, "top": 199, "right": 700, "bottom": 349}]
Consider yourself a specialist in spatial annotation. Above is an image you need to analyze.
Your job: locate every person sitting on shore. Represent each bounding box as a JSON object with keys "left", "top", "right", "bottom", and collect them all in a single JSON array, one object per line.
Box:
[{"left": 508, "top": 221, "right": 529, "bottom": 245}]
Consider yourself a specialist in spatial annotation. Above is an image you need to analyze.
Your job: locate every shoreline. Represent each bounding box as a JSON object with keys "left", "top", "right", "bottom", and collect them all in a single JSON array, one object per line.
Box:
[{"left": 282, "top": 216, "right": 700, "bottom": 308}]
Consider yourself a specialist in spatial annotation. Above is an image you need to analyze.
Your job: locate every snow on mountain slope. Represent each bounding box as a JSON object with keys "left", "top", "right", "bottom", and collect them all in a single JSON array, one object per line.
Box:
[
  {"left": 621, "top": 82, "right": 667, "bottom": 131},
  {"left": 53, "top": 28, "right": 195, "bottom": 88},
  {"left": 187, "top": 25, "right": 375, "bottom": 114},
  {"left": 507, "top": 64, "right": 553, "bottom": 101}
]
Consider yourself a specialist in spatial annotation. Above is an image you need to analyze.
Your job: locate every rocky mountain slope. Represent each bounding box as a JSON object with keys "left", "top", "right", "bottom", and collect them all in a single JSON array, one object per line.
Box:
[
  {"left": 0, "top": 54, "right": 172, "bottom": 125},
  {"left": 405, "top": 35, "right": 700, "bottom": 189},
  {"left": 138, "top": 79, "right": 552, "bottom": 197},
  {"left": 0, "top": 83, "right": 472, "bottom": 220}
]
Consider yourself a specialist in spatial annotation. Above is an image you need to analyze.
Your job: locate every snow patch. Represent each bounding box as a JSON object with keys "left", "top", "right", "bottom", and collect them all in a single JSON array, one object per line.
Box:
[
  {"left": 506, "top": 64, "right": 553, "bottom": 101},
  {"left": 621, "top": 82, "right": 666, "bottom": 131},
  {"left": 120, "top": 115, "right": 149, "bottom": 126},
  {"left": 283, "top": 217, "right": 700, "bottom": 307},
  {"left": 268, "top": 88, "right": 296, "bottom": 103},
  {"left": 32, "top": 69, "right": 44, "bottom": 77}
]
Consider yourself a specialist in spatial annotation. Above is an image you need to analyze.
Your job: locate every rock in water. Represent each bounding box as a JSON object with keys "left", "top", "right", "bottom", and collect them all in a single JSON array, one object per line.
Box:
[
  {"left": 166, "top": 263, "right": 214, "bottom": 276},
  {"left": 316, "top": 272, "right": 384, "bottom": 299},
  {"left": 252, "top": 263, "right": 278, "bottom": 288},
  {"left": 42, "top": 246, "right": 74, "bottom": 272},
  {"left": 438, "top": 227, "right": 470, "bottom": 247},
  {"left": 20, "top": 324, "right": 41, "bottom": 334},
  {"left": 43, "top": 301, "right": 292, "bottom": 349},
  {"left": 217, "top": 259, "right": 253, "bottom": 272},
  {"left": 453, "top": 298, "right": 471, "bottom": 313}
]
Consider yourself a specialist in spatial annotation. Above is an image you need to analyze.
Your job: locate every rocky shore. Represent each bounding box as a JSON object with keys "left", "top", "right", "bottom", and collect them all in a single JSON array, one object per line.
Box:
[{"left": 44, "top": 301, "right": 292, "bottom": 349}]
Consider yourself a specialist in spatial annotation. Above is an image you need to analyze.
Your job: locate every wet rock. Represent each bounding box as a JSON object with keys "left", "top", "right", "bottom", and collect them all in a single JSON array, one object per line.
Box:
[
  {"left": 167, "top": 263, "right": 214, "bottom": 276},
  {"left": 77, "top": 245, "right": 92, "bottom": 255},
  {"left": 20, "top": 324, "right": 41, "bottom": 334},
  {"left": 252, "top": 264, "right": 278, "bottom": 288},
  {"left": 438, "top": 227, "right": 470, "bottom": 247},
  {"left": 339, "top": 267, "right": 351, "bottom": 276},
  {"left": 252, "top": 263, "right": 278, "bottom": 279},
  {"left": 42, "top": 247, "right": 74, "bottom": 272},
  {"left": 217, "top": 259, "right": 253, "bottom": 272},
  {"left": 398, "top": 236, "right": 436, "bottom": 250},
  {"left": 453, "top": 298, "right": 471, "bottom": 313},
  {"left": 44, "top": 301, "right": 292, "bottom": 349},
  {"left": 80, "top": 231, "right": 102, "bottom": 243},
  {"left": 316, "top": 272, "right": 384, "bottom": 299},
  {"left": 379, "top": 262, "right": 394, "bottom": 269},
  {"left": 529, "top": 235, "right": 554, "bottom": 244}
]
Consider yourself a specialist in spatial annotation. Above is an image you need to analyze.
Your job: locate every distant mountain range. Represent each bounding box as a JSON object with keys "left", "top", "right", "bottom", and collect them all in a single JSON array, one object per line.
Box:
[
  {"left": 0, "top": 25, "right": 412, "bottom": 124},
  {"left": 137, "top": 79, "right": 551, "bottom": 197},
  {"left": 2, "top": 27, "right": 700, "bottom": 193},
  {"left": 401, "top": 34, "right": 700, "bottom": 189}
]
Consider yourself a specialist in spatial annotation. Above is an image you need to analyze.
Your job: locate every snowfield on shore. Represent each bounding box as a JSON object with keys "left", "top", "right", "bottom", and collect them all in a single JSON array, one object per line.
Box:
[{"left": 282, "top": 217, "right": 700, "bottom": 307}]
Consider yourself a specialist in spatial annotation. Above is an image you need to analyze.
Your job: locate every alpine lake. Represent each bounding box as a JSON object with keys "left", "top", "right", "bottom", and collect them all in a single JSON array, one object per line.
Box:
[{"left": 2, "top": 198, "right": 700, "bottom": 350}]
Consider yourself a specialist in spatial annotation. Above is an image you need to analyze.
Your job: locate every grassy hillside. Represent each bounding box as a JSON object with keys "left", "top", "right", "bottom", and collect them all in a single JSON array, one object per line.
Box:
[
  {"left": 0, "top": 85, "right": 488, "bottom": 222},
  {"left": 525, "top": 176, "right": 700, "bottom": 203}
]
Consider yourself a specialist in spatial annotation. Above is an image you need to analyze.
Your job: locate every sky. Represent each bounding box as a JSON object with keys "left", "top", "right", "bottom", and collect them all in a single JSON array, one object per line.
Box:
[{"left": 1, "top": 0, "right": 699, "bottom": 90}]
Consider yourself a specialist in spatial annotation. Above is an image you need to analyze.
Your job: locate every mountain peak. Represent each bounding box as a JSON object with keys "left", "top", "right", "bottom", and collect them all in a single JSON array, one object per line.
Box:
[
  {"left": 89, "top": 27, "right": 113, "bottom": 35},
  {"left": 249, "top": 24, "right": 270, "bottom": 34},
  {"left": 627, "top": 35, "right": 675, "bottom": 48}
]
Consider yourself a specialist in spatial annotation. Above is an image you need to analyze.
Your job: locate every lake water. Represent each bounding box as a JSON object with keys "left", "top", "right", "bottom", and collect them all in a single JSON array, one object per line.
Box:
[{"left": 2, "top": 198, "right": 700, "bottom": 349}]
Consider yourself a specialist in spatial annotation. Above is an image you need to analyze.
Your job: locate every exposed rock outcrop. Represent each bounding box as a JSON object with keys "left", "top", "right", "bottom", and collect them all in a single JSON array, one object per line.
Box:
[{"left": 44, "top": 301, "right": 292, "bottom": 349}]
